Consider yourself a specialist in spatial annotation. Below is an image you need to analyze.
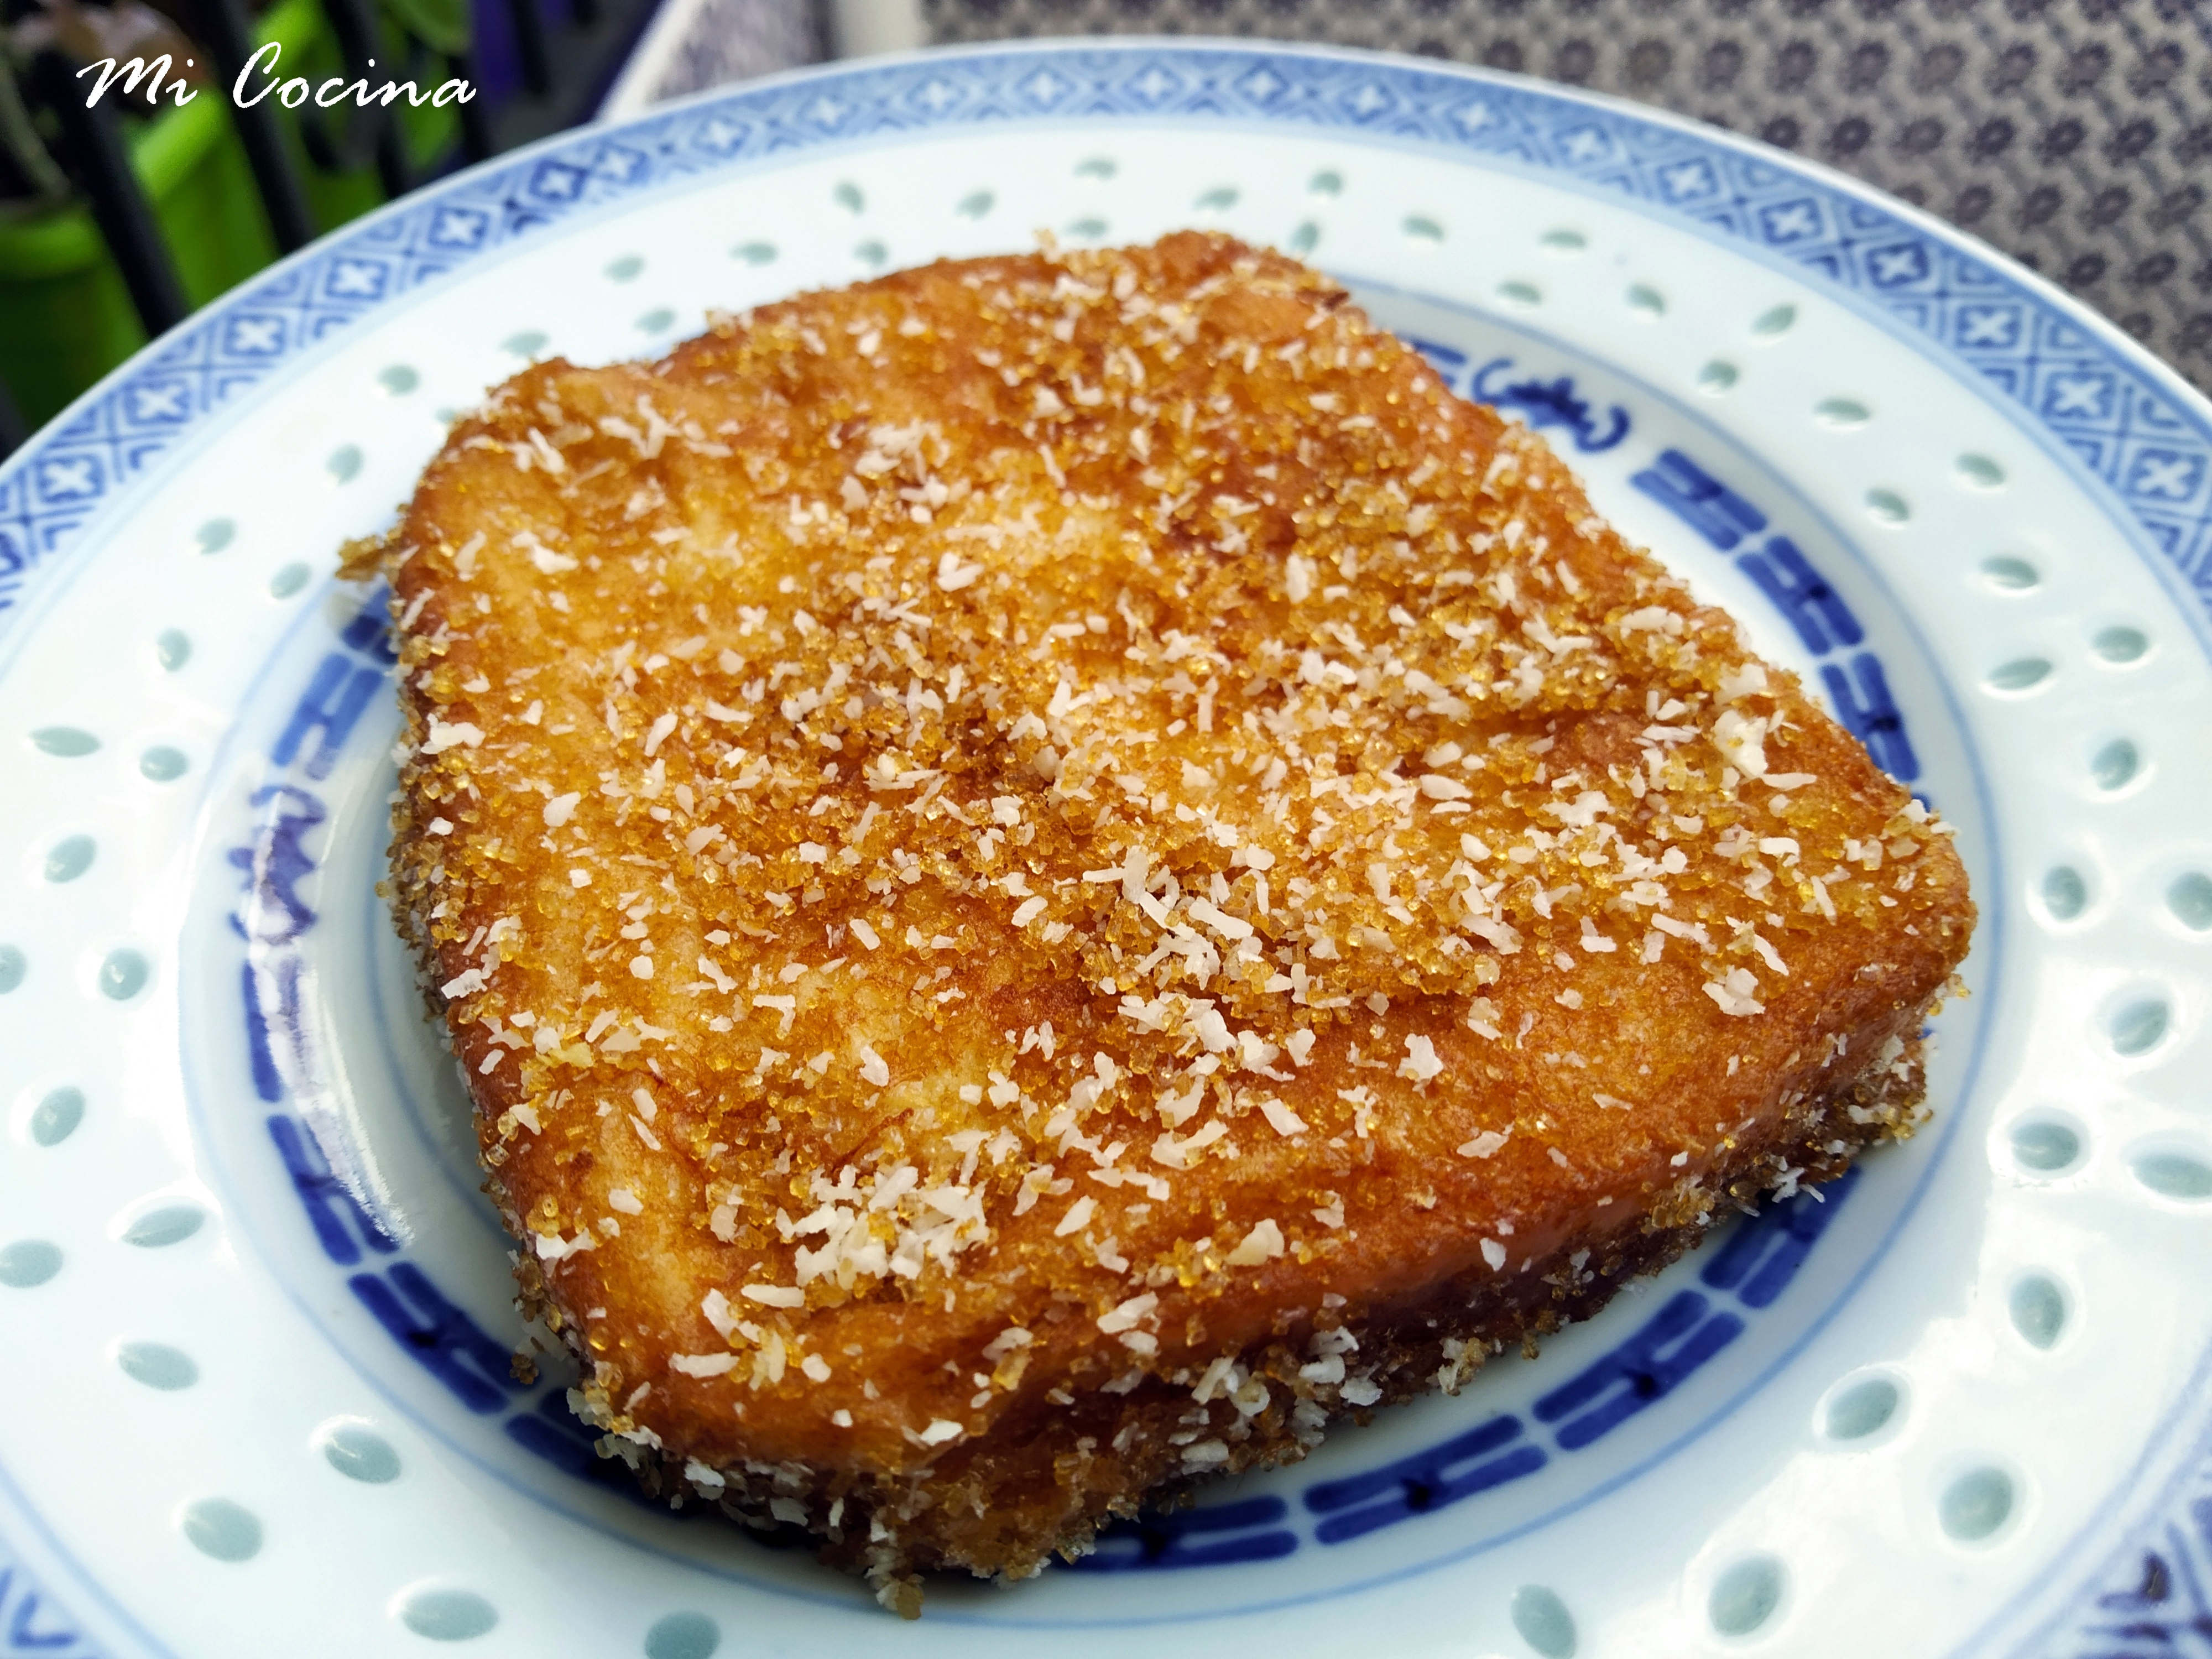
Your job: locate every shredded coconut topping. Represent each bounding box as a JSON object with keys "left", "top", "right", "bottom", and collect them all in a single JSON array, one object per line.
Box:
[{"left": 385, "top": 232, "right": 1968, "bottom": 1479}]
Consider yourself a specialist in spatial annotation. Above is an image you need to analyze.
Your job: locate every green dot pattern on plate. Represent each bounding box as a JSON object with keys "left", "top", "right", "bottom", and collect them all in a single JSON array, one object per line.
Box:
[
  {"left": 1865, "top": 488, "right": 1910, "bottom": 524},
  {"left": 1814, "top": 397, "right": 1869, "bottom": 426},
  {"left": 644, "top": 1612, "right": 721, "bottom": 1659},
  {"left": 2171, "top": 873, "right": 2212, "bottom": 930},
  {"left": 322, "top": 1424, "right": 403, "bottom": 1484},
  {"left": 1752, "top": 303, "right": 1796, "bottom": 336},
  {"left": 1075, "top": 156, "right": 1115, "bottom": 179},
  {"left": 99, "top": 948, "right": 149, "bottom": 1000},
  {"left": 2135, "top": 1150, "right": 2212, "bottom": 1200},
  {"left": 1193, "top": 185, "right": 1238, "bottom": 211},
  {"left": 1497, "top": 280, "right": 1541, "bottom": 307},
  {"left": 2093, "top": 625, "right": 2148, "bottom": 663},
  {"left": 1938, "top": 1468, "right": 2013, "bottom": 1542},
  {"left": 733, "top": 241, "right": 776, "bottom": 264},
  {"left": 196, "top": 519, "right": 233, "bottom": 555},
  {"left": 2091, "top": 739, "right": 2140, "bottom": 791},
  {"left": 2010, "top": 1119, "right": 2080, "bottom": 1173},
  {"left": 2040, "top": 866, "right": 2088, "bottom": 920},
  {"left": 1981, "top": 556, "right": 2037, "bottom": 590},
  {"left": 140, "top": 746, "right": 189, "bottom": 782},
  {"left": 1824, "top": 1376, "right": 1899, "bottom": 1440},
  {"left": 0, "top": 1240, "right": 61, "bottom": 1287},
  {"left": 123, "top": 1205, "right": 205, "bottom": 1248},
  {"left": 269, "top": 562, "right": 311, "bottom": 599},
  {"left": 606, "top": 254, "right": 644, "bottom": 281},
  {"left": 180, "top": 1498, "right": 262, "bottom": 1563},
  {"left": 156, "top": 629, "right": 191, "bottom": 670},
  {"left": 0, "top": 946, "right": 23, "bottom": 994},
  {"left": 119, "top": 1341, "right": 199, "bottom": 1390},
  {"left": 30, "top": 1086, "right": 85, "bottom": 1146},
  {"left": 400, "top": 1588, "right": 499, "bottom": 1641},
  {"left": 1698, "top": 361, "right": 1739, "bottom": 392},
  {"left": 1065, "top": 218, "right": 1108, "bottom": 240},
  {"left": 833, "top": 180, "right": 864, "bottom": 213},
  {"left": 30, "top": 726, "right": 99, "bottom": 757},
  {"left": 1308, "top": 168, "right": 1341, "bottom": 195},
  {"left": 1626, "top": 283, "right": 1664, "bottom": 315},
  {"left": 378, "top": 364, "right": 419, "bottom": 395},
  {"left": 1540, "top": 227, "right": 1585, "bottom": 251},
  {"left": 1709, "top": 1554, "right": 1785, "bottom": 1636},
  {"left": 2009, "top": 1276, "right": 2067, "bottom": 1349},
  {"left": 637, "top": 309, "right": 675, "bottom": 333},
  {"left": 1288, "top": 221, "right": 1319, "bottom": 255},
  {"left": 1986, "top": 657, "right": 2051, "bottom": 692},
  {"left": 954, "top": 191, "right": 993, "bottom": 218},
  {"left": 2109, "top": 998, "right": 2168, "bottom": 1057},
  {"left": 326, "top": 445, "right": 362, "bottom": 483},
  {"left": 1510, "top": 1584, "right": 1577, "bottom": 1658},
  {"left": 1402, "top": 215, "right": 1444, "bottom": 242},
  {"left": 44, "top": 836, "right": 95, "bottom": 883},
  {"left": 504, "top": 330, "right": 549, "bottom": 357},
  {"left": 854, "top": 241, "right": 887, "bottom": 267},
  {"left": 1957, "top": 453, "right": 2005, "bottom": 488}
]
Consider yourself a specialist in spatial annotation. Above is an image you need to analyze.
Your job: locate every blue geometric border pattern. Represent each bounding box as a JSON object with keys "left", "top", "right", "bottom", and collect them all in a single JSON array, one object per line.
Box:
[
  {"left": 3, "top": 43, "right": 2212, "bottom": 631},
  {"left": 0, "top": 1536, "right": 107, "bottom": 1658},
  {"left": 0, "top": 39, "right": 2206, "bottom": 1653},
  {"left": 2065, "top": 1466, "right": 2212, "bottom": 1659}
]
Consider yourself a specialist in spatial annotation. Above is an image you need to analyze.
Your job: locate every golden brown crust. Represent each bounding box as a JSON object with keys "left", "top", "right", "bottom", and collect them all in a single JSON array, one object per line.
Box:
[
  {"left": 594, "top": 1029, "right": 1930, "bottom": 1610},
  {"left": 379, "top": 231, "right": 1973, "bottom": 1607}
]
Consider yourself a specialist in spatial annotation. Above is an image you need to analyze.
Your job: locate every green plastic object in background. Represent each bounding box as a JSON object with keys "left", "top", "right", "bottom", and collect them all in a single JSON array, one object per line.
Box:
[{"left": 0, "top": 0, "right": 459, "bottom": 431}]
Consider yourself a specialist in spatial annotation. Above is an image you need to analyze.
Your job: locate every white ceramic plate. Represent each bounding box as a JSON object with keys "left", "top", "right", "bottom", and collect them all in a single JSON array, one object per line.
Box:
[{"left": 3, "top": 40, "right": 2210, "bottom": 1659}]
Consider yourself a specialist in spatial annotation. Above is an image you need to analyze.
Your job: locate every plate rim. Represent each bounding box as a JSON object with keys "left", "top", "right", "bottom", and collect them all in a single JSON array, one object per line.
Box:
[{"left": 1, "top": 35, "right": 2208, "bottom": 1657}]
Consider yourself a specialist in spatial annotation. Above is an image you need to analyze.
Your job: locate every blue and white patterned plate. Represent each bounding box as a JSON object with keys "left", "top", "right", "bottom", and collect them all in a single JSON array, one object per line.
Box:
[{"left": 3, "top": 40, "right": 2210, "bottom": 1658}]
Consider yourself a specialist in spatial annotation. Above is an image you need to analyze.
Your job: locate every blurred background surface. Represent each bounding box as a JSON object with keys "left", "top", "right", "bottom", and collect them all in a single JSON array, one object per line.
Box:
[{"left": 5, "top": 0, "right": 2206, "bottom": 458}]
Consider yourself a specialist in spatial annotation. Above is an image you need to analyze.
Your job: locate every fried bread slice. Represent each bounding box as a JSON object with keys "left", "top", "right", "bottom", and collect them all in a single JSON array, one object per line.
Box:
[{"left": 379, "top": 231, "right": 1973, "bottom": 1611}]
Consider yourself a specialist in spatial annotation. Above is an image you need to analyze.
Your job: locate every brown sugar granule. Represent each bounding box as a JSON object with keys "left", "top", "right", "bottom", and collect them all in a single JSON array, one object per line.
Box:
[{"left": 375, "top": 230, "right": 1973, "bottom": 1614}]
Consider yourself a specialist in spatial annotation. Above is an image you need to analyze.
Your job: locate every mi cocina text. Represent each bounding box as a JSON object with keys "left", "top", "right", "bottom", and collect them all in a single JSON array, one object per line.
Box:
[{"left": 76, "top": 45, "right": 474, "bottom": 111}]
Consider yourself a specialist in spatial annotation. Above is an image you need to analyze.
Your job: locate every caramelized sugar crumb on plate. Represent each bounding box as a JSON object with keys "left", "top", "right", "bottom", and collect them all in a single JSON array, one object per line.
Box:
[{"left": 369, "top": 229, "right": 1972, "bottom": 1614}]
